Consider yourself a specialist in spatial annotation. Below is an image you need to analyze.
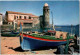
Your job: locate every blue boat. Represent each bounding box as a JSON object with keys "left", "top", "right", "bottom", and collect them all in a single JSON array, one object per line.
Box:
[
  {"left": 19, "top": 33, "right": 74, "bottom": 50},
  {"left": 19, "top": 23, "right": 74, "bottom": 51}
]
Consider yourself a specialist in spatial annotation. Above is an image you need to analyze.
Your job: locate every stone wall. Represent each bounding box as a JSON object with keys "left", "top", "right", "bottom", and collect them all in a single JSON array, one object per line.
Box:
[
  {"left": 1, "top": 25, "right": 14, "bottom": 31},
  {"left": 43, "top": 6, "right": 50, "bottom": 28},
  {"left": 0, "top": 15, "right": 2, "bottom": 25}
]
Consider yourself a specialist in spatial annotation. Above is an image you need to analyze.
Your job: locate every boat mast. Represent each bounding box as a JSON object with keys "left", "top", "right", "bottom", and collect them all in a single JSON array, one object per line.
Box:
[
  {"left": 71, "top": 24, "right": 73, "bottom": 35},
  {"left": 51, "top": 11, "right": 55, "bottom": 30}
]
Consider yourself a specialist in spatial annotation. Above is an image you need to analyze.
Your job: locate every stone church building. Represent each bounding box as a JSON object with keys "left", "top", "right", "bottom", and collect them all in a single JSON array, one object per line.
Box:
[
  {"left": 5, "top": 11, "right": 39, "bottom": 28},
  {"left": 4, "top": 3, "right": 50, "bottom": 29},
  {"left": 39, "top": 3, "right": 50, "bottom": 28}
]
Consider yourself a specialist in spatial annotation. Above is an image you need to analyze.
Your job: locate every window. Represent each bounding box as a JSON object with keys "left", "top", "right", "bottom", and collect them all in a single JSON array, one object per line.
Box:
[
  {"left": 17, "top": 16, "right": 18, "bottom": 18},
  {"left": 24, "top": 16, "right": 26, "bottom": 19},
  {"left": 29, "top": 16, "right": 31, "bottom": 19},
  {"left": 9, "top": 23, "right": 10, "bottom": 24},
  {"left": 19, "top": 16, "right": 22, "bottom": 19}
]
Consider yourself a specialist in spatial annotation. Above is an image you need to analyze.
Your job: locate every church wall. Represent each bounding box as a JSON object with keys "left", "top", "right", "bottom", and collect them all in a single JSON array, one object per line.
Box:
[{"left": 0, "top": 14, "right": 2, "bottom": 25}]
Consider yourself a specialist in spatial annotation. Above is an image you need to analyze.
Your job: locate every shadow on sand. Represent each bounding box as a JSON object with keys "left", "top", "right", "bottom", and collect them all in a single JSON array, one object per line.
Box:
[
  {"left": 32, "top": 46, "right": 57, "bottom": 51},
  {"left": 8, "top": 46, "right": 24, "bottom": 52},
  {"left": 10, "top": 46, "right": 58, "bottom": 52}
]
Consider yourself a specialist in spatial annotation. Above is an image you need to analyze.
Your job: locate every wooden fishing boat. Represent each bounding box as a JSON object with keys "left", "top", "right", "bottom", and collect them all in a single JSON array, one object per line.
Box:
[
  {"left": 19, "top": 22, "right": 74, "bottom": 51},
  {"left": 1, "top": 31, "right": 18, "bottom": 37},
  {"left": 19, "top": 31, "right": 74, "bottom": 50}
]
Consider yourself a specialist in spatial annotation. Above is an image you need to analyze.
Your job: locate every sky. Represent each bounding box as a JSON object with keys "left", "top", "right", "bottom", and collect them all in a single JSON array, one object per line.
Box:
[{"left": 0, "top": 1, "right": 79, "bottom": 25}]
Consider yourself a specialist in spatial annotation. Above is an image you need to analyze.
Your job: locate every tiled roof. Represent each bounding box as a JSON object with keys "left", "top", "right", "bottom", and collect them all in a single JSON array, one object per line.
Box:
[
  {"left": 0, "top": 13, "right": 2, "bottom": 15},
  {"left": 6, "top": 11, "right": 38, "bottom": 18}
]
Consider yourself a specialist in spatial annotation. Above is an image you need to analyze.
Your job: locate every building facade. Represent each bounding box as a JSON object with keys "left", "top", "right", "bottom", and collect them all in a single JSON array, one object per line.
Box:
[
  {"left": 5, "top": 11, "right": 39, "bottom": 28},
  {"left": 0, "top": 13, "right": 2, "bottom": 25}
]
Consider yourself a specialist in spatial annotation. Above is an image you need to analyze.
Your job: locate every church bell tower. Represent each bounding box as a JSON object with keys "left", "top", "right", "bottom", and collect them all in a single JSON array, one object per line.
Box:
[{"left": 43, "top": 3, "right": 50, "bottom": 28}]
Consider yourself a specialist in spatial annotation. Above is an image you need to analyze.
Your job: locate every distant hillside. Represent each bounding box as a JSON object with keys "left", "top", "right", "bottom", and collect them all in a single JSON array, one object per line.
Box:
[{"left": 55, "top": 24, "right": 79, "bottom": 27}]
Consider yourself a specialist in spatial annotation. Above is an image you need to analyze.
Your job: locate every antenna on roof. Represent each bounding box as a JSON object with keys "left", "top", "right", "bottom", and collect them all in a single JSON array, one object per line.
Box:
[
  {"left": 51, "top": 11, "right": 55, "bottom": 30},
  {"left": 71, "top": 24, "right": 73, "bottom": 35}
]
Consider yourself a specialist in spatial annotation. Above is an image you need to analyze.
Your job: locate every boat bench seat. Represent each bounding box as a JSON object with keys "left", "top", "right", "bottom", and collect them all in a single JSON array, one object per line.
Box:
[
  {"left": 34, "top": 31, "right": 38, "bottom": 34},
  {"left": 55, "top": 31, "right": 68, "bottom": 39}
]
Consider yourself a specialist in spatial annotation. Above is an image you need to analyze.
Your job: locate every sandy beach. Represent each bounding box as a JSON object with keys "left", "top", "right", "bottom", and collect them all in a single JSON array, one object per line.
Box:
[{"left": 1, "top": 37, "right": 57, "bottom": 54}]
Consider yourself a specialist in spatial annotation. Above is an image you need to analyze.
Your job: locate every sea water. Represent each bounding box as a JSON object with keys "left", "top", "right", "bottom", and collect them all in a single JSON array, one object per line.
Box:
[
  {"left": 23, "top": 25, "right": 79, "bottom": 37},
  {"left": 55, "top": 25, "right": 79, "bottom": 36}
]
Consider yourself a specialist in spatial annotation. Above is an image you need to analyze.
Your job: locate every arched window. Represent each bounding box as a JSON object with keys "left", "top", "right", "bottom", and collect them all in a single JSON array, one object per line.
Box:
[
  {"left": 29, "top": 16, "right": 31, "bottom": 19},
  {"left": 19, "top": 16, "right": 22, "bottom": 19},
  {"left": 24, "top": 16, "right": 26, "bottom": 19},
  {"left": 14, "top": 15, "right": 17, "bottom": 19},
  {"left": 17, "top": 16, "right": 18, "bottom": 18}
]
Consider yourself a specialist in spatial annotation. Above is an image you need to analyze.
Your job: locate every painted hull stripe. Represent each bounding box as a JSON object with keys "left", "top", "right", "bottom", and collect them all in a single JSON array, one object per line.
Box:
[{"left": 20, "top": 33, "right": 72, "bottom": 42}]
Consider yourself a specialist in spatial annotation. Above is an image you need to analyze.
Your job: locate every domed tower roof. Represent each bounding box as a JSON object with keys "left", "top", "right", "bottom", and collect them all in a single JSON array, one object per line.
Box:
[{"left": 44, "top": 3, "right": 48, "bottom": 6}]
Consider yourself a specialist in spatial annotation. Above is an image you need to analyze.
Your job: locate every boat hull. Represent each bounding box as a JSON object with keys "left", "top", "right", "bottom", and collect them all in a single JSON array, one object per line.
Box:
[
  {"left": 1, "top": 32, "right": 18, "bottom": 37},
  {"left": 20, "top": 35, "right": 68, "bottom": 50},
  {"left": 11, "top": 31, "right": 19, "bottom": 34}
]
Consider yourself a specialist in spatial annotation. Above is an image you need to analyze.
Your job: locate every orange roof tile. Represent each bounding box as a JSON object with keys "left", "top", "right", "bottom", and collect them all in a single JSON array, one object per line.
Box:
[
  {"left": 6, "top": 11, "right": 38, "bottom": 18},
  {"left": 0, "top": 13, "right": 2, "bottom": 15}
]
